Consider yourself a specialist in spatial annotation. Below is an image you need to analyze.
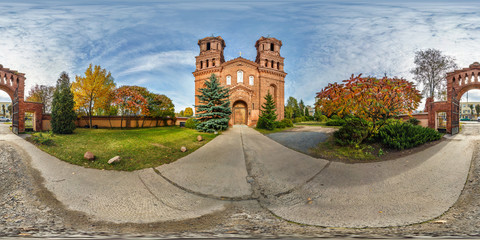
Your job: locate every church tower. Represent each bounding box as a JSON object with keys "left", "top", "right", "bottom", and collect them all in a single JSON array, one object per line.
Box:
[
  {"left": 255, "top": 37, "right": 284, "bottom": 71},
  {"left": 195, "top": 36, "right": 226, "bottom": 71},
  {"left": 193, "top": 36, "right": 286, "bottom": 126}
]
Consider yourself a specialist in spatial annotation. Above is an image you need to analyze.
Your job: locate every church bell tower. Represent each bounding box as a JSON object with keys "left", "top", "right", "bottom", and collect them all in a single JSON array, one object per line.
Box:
[{"left": 195, "top": 36, "right": 226, "bottom": 71}]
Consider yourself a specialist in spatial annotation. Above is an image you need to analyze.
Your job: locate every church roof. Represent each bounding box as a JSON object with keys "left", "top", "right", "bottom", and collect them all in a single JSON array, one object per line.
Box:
[{"left": 222, "top": 57, "right": 258, "bottom": 68}]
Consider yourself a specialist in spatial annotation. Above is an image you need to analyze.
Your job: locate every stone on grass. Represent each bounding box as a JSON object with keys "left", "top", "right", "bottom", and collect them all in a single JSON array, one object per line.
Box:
[
  {"left": 108, "top": 156, "right": 121, "bottom": 164},
  {"left": 84, "top": 151, "right": 95, "bottom": 161},
  {"left": 197, "top": 135, "right": 203, "bottom": 142},
  {"left": 181, "top": 146, "right": 187, "bottom": 152}
]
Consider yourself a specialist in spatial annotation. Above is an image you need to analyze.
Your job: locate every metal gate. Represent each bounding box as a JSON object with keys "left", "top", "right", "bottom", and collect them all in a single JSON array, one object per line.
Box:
[
  {"left": 12, "top": 88, "right": 19, "bottom": 134},
  {"left": 451, "top": 90, "right": 459, "bottom": 135}
]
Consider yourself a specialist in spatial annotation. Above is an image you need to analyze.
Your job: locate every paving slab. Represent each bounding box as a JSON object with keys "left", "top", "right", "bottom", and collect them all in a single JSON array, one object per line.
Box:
[
  {"left": 1, "top": 130, "right": 225, "bottom": 224},
  {"left": 266, "top": 137, "right": 473, "bottom": 227},
  {"left": 157, "top": 126, "right": 252, "bottom": 199},
  {"left": 241, "top": 127, "right": 329, "bottom": 196}
]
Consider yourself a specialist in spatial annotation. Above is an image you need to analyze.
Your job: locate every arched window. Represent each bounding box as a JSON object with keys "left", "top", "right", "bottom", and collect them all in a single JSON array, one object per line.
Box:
[
  {"left": 206, "top": 59, "right": 209, "bottom": 68},
  {"left": 271, "top": 60, "right": 274, "bottom": 68},
  {"left": 206, "top": 42, "right": 211, "bottom": 50},
  {"left": 270, "top": 43, "right": 274, "bottom": 51},
  {"left": 212, "top": 58, "right": 216, "bottom": 67},
  {"left": 265, "top": 59, "right": 268, "bottom": 67},
  {"left": 237, "top": 70, "right": 243, "bottom": 83},
  {"left": 226, "top": 75, "right": 231, "bottom": 85},
  {"left": 200, "top": 61, "right": 203, "bottom": 69},
  {"left": 249, "top": 76, "right": 254, "bottom": 85},
  {"left": 277, "top": 62, "right": 280, "bottom": 70}
]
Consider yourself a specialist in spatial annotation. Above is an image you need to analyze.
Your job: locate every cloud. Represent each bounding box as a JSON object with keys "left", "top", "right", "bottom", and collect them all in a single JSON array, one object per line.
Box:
[{"left": 117, "top": 50, "right": 196, "bottom": 76}]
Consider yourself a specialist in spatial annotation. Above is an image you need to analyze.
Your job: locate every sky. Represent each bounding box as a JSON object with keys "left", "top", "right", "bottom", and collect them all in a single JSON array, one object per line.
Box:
[{"left": 1, "top": 0, "right": 480, "bottom": 110}]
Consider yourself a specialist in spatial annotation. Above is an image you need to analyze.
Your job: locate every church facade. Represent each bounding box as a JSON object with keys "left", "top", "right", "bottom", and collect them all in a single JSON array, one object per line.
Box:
[{"left": 193, "top": 36, "right": 286, "bottom": 126}]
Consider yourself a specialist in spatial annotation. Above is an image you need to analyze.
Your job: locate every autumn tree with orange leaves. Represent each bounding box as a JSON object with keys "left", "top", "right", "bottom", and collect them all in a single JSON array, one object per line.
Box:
[
  {"left": 72, "top": 64, "right": 116, "bottom": 128},
  {"left": 316, "top": 74, "right": 421, "bottom": 137},
  {"left": 112, "top": 86, "right": 149, "bottom": 129}
]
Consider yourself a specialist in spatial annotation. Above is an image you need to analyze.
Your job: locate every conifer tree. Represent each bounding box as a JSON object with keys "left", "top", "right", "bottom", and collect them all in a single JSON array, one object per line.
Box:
[
  {"left": 257, "top": 92, "right": 277, "bottom": 130},
  {"left": 51, "top": 72, "right": 76, "bottom": 134},
  {"left": 196, "top": 74, "right": 231, "bottom": 133}
]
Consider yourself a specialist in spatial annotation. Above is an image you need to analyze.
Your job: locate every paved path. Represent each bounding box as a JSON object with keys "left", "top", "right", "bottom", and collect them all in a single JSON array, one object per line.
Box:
[
  {"left": 266, "top": 131, "right": 329, "bottom": 154},
  {"left": 0, "top": 124, "right": 475, "bottom": 227}
]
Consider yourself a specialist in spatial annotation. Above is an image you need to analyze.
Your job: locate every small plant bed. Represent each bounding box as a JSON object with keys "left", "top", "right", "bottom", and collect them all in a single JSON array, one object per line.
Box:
[
  {"left": 294, "top": 121, "right": 342, "bottom": 128},
  {"left": 310, "top": 135, "right": 444, "bottom": 163},
  {"left": 255, "top": 126, "right": 294, "bottom": 135},
  {"left": 26, "top": 127, "right": 216, "bottom": 171}
]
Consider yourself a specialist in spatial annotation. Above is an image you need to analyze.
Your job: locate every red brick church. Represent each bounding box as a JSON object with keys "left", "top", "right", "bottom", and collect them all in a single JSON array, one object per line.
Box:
[{"left": 193, "top": 36, "right": 286, "bottom": 126}]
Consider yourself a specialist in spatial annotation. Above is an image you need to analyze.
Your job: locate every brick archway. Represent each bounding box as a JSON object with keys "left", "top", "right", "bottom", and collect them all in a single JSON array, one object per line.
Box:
[
  {"left": 0, "top": 64, "right": 44, "bottom": 134},
  {"left": 426, "top": 62, "right": 480, "bottom": 134}
]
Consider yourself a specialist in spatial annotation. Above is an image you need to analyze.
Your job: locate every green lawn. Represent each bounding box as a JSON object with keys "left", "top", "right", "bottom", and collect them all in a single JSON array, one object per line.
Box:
[
  {"left": 255, "top": 126, "right": 294, "bottom": 134},
  {"left": 295, "top": 121, "right": 342, "bottom": 128},
  {"left": 29, "top": 127, "right": 216, "bottom": 171}
]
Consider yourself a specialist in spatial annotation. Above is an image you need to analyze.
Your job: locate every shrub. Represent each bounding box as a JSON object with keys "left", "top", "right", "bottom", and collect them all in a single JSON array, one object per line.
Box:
[
  {"left": 326, "top": 118, "right": 346, "bottom": 126},
  {"left": 407, "top": 117, "right": 420, "bottom": 125},
  {"left": 333, "top": 118, "right": 370, "bottom": 146},
  {"left": 318, "top": 115, "right": 328, "bottom": 122},
  {"left": 293, "top": 117, "right": 305, "bottom": 123},
  {"left": 275, "top": 121, "right": 286, "bottom": 128},
  {"left": 28, "top": 132, "right": 54, "bottom": 146},
  {"left": 185, "top": 118, "right": 198, "bottom": 129},
  {"left": 280, "top": 118, "right": 294, "bottom": 127},
  {"left": 378, "top": 122, "right": 441, "bottom": 150}
]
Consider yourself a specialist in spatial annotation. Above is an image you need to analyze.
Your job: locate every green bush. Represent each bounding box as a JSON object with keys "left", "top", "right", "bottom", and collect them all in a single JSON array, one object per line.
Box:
[
  {"left": 293, "top": 117, "right": 305, "bottom": 123},
  {"left": 326, "top": 118, "right": 346, "bottom": 126},
  {"left": 275, "top": 121, "right": 286, "bottom": 128},
  {"left": 318, "top": 115, "right": 328, "bottom": 122},
  {"left": 280, "top": 118, "right": 294, "bottom": 127},
  {"left": 185, "top": 118, "right": 198, "bottom": 129},
  {"left": 29, "top": 132, "right": 55, "bottom": 146},
  {"left": 407, "top": 117, "right": 420, "bottom": 125},
  {"left": 256, "top": 117, "right": 275, "bottom": 130},
  {"left": 333, "top": 118, "right": 370, "bottom": 146},
  {"left": 378, "top": 122, "right": 441, "bottom": 150}
]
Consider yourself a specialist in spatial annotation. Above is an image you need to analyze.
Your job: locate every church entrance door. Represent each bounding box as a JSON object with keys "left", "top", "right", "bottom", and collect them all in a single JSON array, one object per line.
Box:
[{"left": 233, "top": 101, "right": 247, "bottom": 125}]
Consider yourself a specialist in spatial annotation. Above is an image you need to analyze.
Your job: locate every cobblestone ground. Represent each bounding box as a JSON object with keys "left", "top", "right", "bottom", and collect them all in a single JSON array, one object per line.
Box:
[{"left": 2, "top": 124, "right": 480, "bottom": 238}]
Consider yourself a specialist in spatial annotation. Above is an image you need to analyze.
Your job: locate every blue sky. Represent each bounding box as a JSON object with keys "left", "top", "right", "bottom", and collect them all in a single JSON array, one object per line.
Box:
[{"left": 1, "top": 0, "right": 480, "bottom": 110}]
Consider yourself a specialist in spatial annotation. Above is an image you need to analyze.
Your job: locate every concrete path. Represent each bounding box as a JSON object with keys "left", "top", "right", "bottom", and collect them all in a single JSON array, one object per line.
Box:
[
  {"left": 0, "top": 125, "right": 225, "bottom": 223},
  {"left": 157, "top": 126, "right": 252, "bottom": 199},
  {"left": 0, "top": 123, "right": 475, "bottom": 228}
]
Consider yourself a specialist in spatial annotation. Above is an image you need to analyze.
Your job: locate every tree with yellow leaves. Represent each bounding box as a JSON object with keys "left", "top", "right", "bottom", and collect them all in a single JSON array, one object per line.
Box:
[{"left": 72, "top": 64, "right": 116, "bottom": 128}]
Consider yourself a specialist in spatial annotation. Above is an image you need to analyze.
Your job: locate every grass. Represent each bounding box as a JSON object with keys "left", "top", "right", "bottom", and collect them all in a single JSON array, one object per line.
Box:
[
  {"left": 255, "top": 126, "right": 294, "bottom": 134},
  {"left": 295, "top": 121, "right": 342, "bottom": 128},
  {"left": 28, "top": 127, "right": 216, "bottom": 171},
  {"left": 309, "top": 136, "right": 381, "bottom": 163}
]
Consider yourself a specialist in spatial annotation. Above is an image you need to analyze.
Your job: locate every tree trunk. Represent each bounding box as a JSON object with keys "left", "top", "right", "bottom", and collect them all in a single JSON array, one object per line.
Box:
[
  {"left": 141, "top": 116, "right": 146, "bottom": 128},
  {"left": 121, "top": 115, "right": 124, "bottom": 129}
]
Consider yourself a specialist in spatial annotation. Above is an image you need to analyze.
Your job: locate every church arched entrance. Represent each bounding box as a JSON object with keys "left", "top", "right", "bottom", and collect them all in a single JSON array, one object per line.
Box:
[
  {"left": 233, "top": 100, "right": 247, "bottom": 125},
  {"left": 426, "top": 62, "right": 480, "bottom": 134},
  {"left": 0, "top": 64, "right": 44, "bottom": 134}
]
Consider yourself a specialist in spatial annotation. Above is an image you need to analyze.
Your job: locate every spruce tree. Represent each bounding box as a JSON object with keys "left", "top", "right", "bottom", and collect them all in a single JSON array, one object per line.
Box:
[
  {"left": 257, "top": 92, "right": 277, "bottom": 130},
  {"left": 196, "top": 74, "right": 231, "bottom": 133},
  {"left": 51, "top": 72, "right": 76, "bottom": 134}
]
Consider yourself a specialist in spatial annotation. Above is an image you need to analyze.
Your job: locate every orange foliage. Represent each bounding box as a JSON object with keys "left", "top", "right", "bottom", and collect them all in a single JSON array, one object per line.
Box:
[
  {"left": 316, "top": 74, "right": 421, "bottom": 129},
  {"left": 113, "top": 86, "right": 149, "bottom": 116}
]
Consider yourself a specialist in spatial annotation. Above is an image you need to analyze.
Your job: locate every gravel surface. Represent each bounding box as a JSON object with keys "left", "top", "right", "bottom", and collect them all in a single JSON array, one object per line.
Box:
[
  {"left": 2, "top": 125, "right": 480, "bottom": 238},
  {"left": 266, "top": 131, "right": 329, "bottom": 154}
]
